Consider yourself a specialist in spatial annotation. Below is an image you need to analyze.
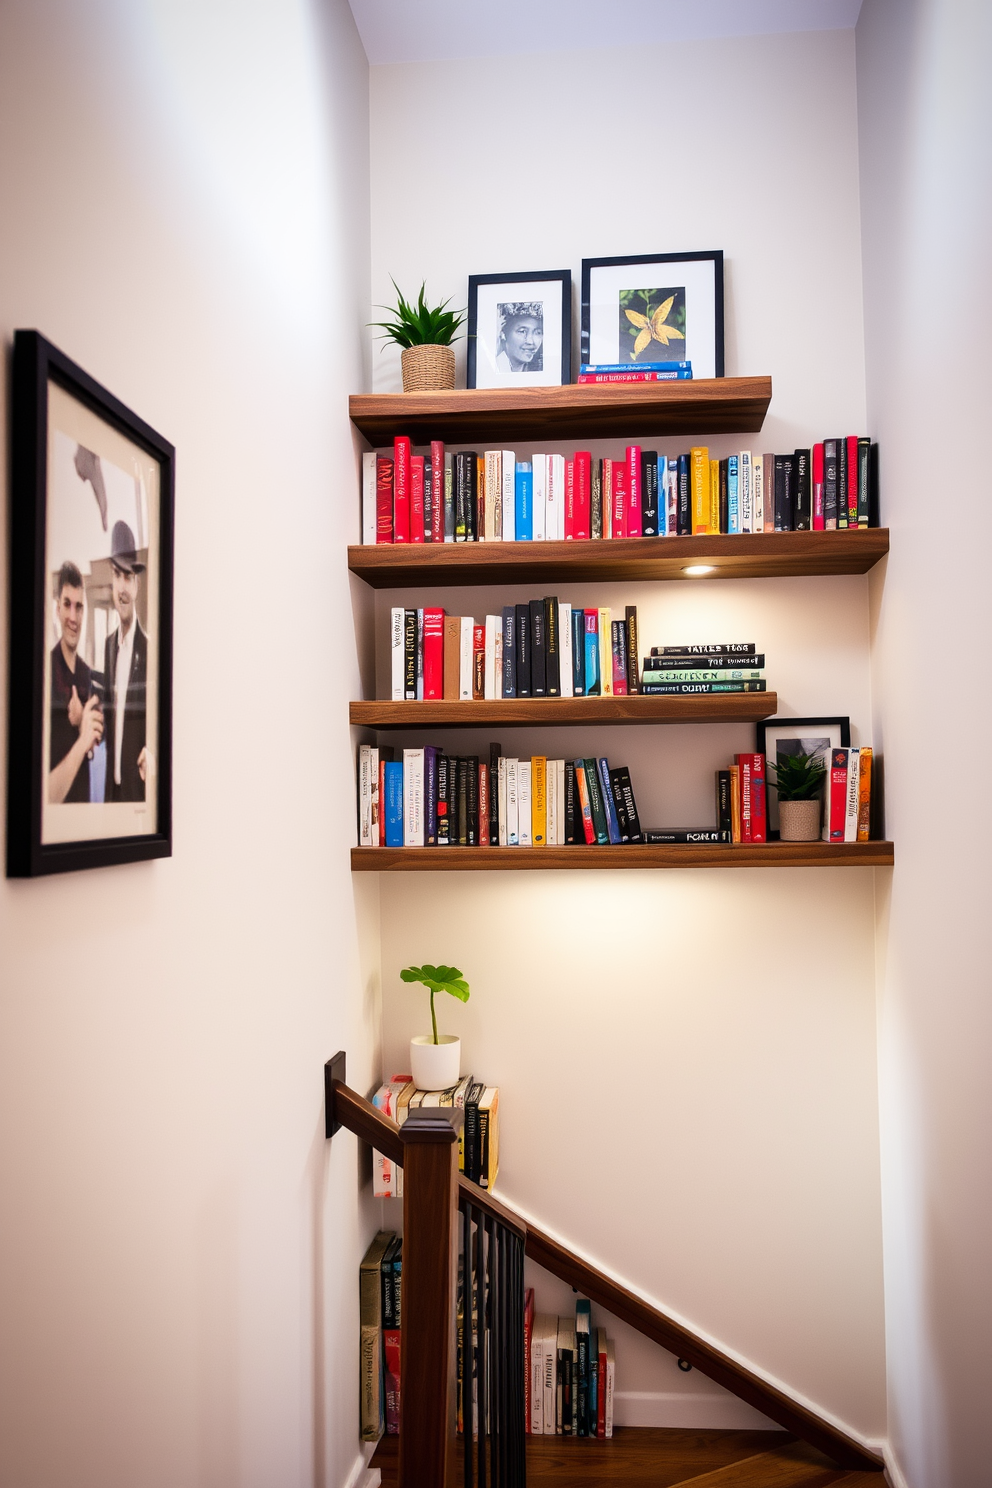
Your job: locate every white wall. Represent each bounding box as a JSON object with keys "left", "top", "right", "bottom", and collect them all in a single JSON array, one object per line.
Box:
[
  {"left": 857, "top": 2, "right": 992, "bottom": 1485},
  {"left": 0, "top": 4, "right": 376, "bottom": 1487},
  {"left": 369, "top": 29, "right": 886, "bottom": 1442}
]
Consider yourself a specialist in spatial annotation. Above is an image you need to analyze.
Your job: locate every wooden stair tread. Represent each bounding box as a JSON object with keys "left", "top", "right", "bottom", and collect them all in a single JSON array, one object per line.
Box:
[{"left": 669, "top": 1438, "right": 854, "bottom": 1485}]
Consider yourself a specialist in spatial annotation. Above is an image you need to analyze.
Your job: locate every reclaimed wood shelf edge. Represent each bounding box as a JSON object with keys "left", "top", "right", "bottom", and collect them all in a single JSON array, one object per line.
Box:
[
  {"left": 350, "top": 693, "right": 778, "bottom": 728},
  {"left": 351, "top": 842, "right": 895, "bottom": 872}
]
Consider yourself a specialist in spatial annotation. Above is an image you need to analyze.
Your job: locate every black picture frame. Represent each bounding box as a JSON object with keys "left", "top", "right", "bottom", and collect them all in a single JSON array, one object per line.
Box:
[
  {"left": 7, "top": 330, "right": 174, "bottom": 876},
  {"left": 466, "top": 270, "right": 571, "bottom": 389},
  {"left": 580, "top": 250, "right": 724, "bottom": 377},
  {"left": 756, "top": 716, "right": 851, "bottom": 840}
]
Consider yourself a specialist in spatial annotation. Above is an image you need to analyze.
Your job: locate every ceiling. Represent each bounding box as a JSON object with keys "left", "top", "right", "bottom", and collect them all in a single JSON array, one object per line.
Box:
[{"left": 347, "top": 0, "right": 864, "bottom": 66}]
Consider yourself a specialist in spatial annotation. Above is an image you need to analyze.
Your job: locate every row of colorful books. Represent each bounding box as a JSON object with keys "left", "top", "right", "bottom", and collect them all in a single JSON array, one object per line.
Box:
[
  {"left": 389, "top": 601, "right": 642, "bottom": 700},
  {"left": 713, "top": 746, "right": 874, "bottom": 843},
  {"left": 577, "top": 359, "right": 693, "bottom": 384},
  {"left": 358, "top": 746, "right": 643, "bottom": 847},
  {"left": 370, "top": 1074, "right": 500, "bottom": 1195},
  {"left": 360, "top": 1230, "right": 402, "bottom": 1441},
  {"left": 640, "top": 639, "right": 767, "bottom": 695},
  {"left": 526, "top": 1296, "right": 615, "bottom": 1437},
  {"left": 361, "top": 436, "right": 878, "bottom": 543}
]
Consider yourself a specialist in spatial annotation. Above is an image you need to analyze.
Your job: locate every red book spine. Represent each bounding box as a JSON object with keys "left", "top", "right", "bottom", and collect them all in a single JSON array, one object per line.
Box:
[
  {"left": 564, "top": 458, "right": 576, "bottom": 539},
  {"left": 383, "top": 1329, "right": 401, "bottom": 1435},
  {"left": 393, "top": 437, "right": 411, "bottom": 542},
  {"left": 736, "top": 753, "right": 754, "bottom": 843},
  {"left": 430, "top": 440, "right": 444, "bottom": 543},
  {"left": 376, "top": 456, "right": 394, "bottom": 543},
  {"left": 410, "top": 455, "right": 425, "bottom": 543},
  {"left": 812, "top": 443, "right": 825, "bottom": 530},
  {"left": 747, "top": 752, "right": 766, "bottom": 842},
  {"left": 575, "top": 450, "right": 591, "bottom": 540},
  {"left": 478, "top": 763, "right": 490, "bottom": 846},
  {"left": 422, "top": 607, "right": 445, "bottom": 700},
  {"left": 597, "top": 1349, "right": 606, "bottom": 1437},
  {"left": 612, "top": 466, "right": 627, "bottom": 535},
  {"left": 626, "top": 446, "right": 642, "bottom": 537},
  {"left": 473, "top": 624, "right": 485, "bottom": 700},
  {"left": 575, "top": 762, "right": 596, "bottom": 844},
  {"left": 378, "top": 757, "right": 387, "bottom": 844},
  {"left": 846, "top": 435, "right": 859, "bottom": 527},
  {"left": 828, "top": 749, "right": 848, "bottom": 841}
]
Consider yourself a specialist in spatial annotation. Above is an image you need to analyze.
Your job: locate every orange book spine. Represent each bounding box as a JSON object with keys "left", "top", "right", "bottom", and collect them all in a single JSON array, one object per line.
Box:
[{"left": 857, "top": 747, "right": 873, "bottom": 841}]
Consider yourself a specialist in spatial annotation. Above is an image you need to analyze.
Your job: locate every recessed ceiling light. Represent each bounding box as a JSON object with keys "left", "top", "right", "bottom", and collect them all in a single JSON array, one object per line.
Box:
[{"left": 683, "top": 564, "right": 716, "bottom": 576}]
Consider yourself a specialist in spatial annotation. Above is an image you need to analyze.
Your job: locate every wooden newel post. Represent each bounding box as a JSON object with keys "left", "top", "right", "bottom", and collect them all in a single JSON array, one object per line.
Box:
[{"left": 398, "top": 1107, "right": 459, "bottom": 1488}]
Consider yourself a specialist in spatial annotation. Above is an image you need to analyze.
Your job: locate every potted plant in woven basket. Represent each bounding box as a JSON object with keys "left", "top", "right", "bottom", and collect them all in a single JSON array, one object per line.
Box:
[
  {"left": 371, "top": 281, "right": 466, "bottom": 392},
  {"left": 768, "top": 749, "right": 827, "bottom": 842},
  {"left": 400, "top": 962, "right": 470, "bottom": 1090}
]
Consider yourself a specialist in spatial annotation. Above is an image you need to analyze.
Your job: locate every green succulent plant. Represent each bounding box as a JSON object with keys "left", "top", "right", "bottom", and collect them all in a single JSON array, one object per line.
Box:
[
  {"left": 767, "top": 749, "right": 827, "bottom": 801},
  {"left": 370, "top": 280, "right": 466, "bottom": 349},
  {"left": 400, "top": 963, "right": 470, "bottom": 1044}
]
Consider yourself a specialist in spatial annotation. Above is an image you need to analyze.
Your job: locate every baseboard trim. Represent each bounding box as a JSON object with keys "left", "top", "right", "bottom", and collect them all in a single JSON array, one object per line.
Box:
[
  {"left": 342, "top": 1442, "right": 381, "bottom": 1488},
  {"left": 614, "top": 1389, "right": 784, "bottom": 1431},
  {"left": 883, "top": 1446, "right": 909, "bottom": 1488}
]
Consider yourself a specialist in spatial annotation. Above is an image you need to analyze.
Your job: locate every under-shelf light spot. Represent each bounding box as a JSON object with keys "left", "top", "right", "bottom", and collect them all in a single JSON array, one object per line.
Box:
[{"left": 683, "top": 564, "right": 716, "bottom": 576}]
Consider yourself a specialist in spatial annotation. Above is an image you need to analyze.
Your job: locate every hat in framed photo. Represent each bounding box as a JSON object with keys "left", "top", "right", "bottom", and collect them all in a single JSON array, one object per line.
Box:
[
  {"left": 580, "top": 250, "right": 724, "bottom": 378},
  {"left": 756, "top": 716, "right": 851, "bottom": 839},
  {"left": 467, "top": 270, "right": 571, "bottom": 389}
]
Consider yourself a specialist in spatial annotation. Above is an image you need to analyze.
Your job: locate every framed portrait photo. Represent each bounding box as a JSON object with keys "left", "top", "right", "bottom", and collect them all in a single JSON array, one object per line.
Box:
[
  {"left": 7, "top": 331, "right": 174, "bottom": 876},
  {"left": 581, "top": 250, "right": 724, "bottom": 377},
  {"left": 756, "top": 716, "right": 851, "bottom": 839},
  {"left": 466, "top": 270, "right": 571, "bottom": 389}
]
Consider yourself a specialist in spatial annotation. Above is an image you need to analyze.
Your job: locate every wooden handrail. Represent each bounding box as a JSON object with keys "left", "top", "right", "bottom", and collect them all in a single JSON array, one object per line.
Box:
[{"left": 329, "top": 1073, "right": 883, "bottom": 1474}]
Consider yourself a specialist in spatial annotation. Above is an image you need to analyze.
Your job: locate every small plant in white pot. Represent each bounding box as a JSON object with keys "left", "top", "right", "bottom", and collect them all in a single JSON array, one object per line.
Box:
[
  {"left": 401, "top": 962, "right": 470, "bottom": 1091},
  {"left": 768, "top": 749, "right": 827, "bottom": 842}
]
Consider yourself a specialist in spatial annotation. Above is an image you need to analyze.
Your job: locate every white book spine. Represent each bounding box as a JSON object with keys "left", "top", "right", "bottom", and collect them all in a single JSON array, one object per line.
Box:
[
  {"left": 517, "top": 761, "right": 532, "bottom": 846},
  {"left": 362, "top": 450, "right": 377, "bottom": 544},
  {"left": 542, "top": 1326, "right": 556, "bottom": 1435},
  {"left": 506, "top": 759, "right": 518, "bottom": 845},
  {"left": 547, "top": 760, "right": 559, "bottom": 846},
  {"left": 494, "top": 627, "right": 503, "bottom": 698},
  {"left": 459, "top": 617, "right": 474, "bottom": 700},
  {"left": 552, "top": 454, "right": 566, "bottom": 538},
  {"left": 605, "top": 1341, "right": 615, "bottom": 1438},
  {"left": 739, "top": 451, "right": 753, "bottom": 532},
  {"left": 752, "top": 453, "right": 763, "bottom": 532},
  {"left": 598, "top": 608, "right": 613, "bottom": 695},
  {"left": 558, "top": 603, "right": 573, "bottom": 696},
  {"left": 484, "top": 615, "right": 498, "bottom": 699},
  {"left": 359, "top": 745, "right": 372, "bottom": 846},
  {"left": 844, "top": 748, "right": 861, "bottom": 842},
  {"left": 370, "top": 748, "right": 379, "bottom": 847},
  {"left": 532, "top": 453, "right": 547, "bottom": 541},
  {"left": 391, "top": 608, "right": 405, "bottom": 701},
  {"left": 530, "top": 1325, "right": 543, "bottom": 1436},
  {"left": 556, "top": 760, "right": 565, "bottom": 847},
  {"left": 502, "top": 450, "right": 516, "bottom": 541},
  {"left": 403, "top": 748, "right": 424, "bottom": 846},
  {"left": 498, "top": 756, "right": 508, "bottom": 845}
]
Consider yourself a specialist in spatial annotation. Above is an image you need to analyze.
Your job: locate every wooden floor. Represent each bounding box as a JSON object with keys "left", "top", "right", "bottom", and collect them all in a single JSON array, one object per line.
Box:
[{"left": 370, "top": 1429, "right": 886, "bottom": 1486}]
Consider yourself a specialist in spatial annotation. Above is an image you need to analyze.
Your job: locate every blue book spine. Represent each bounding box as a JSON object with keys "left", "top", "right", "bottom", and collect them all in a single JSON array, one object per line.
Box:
[
  {"left": 728, "top": 455, "right": 740, "bottom": 533},
  {"left": 596, "top": 759, "right": 622, "bottom": 844},
  {"left": 501, "top": 606, "right": 516, "bottom": 698},
  {"left": 515, "top": 464, "right": 533, "bottom": 540},
  {"left": 384, "top": 761, "right": 404, "bottom": 846},
  {"left": 657, "top": 455, "right": 669, "bottom": 536},
  {"left": 584, "top": 625, "right": 600, "bottom": 696},
  {"left": 571, "top": 607, "right": 585, "bottom": 696},
  {"left": 580, "top": 361, "right": 692, "bottom": 373}
]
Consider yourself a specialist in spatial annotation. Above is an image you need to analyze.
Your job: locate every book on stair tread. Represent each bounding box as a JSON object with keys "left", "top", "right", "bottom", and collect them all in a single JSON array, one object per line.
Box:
[
  {"left": 381, "top": 1235, "right": 402, "bottom": 1434},
  {"left": 576, "top": 1300, "right": 591, "bottom": 1436},
  {"left": 360, "top": 1230, "right": 395, "bottom": 1441}
]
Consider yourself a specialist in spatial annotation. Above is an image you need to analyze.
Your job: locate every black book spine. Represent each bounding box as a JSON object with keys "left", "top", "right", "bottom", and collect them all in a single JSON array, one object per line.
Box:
[
  {"left": 437, "top": 755, "right": 450, "bottom": 845},
  {"left": 465, "top": 452, "right": 478, "bottom": 541},
  {"left": 591, "top": 460, "right": 603, "bottom": 540},
  {"left": 583, "top": 758, "right": 610, "bottom": 845},
  {"left": 501, "top": 606, "right": 516, "bottom": 698},
  {"left": 644, "top": 829, "right": 729, "bottom": 843},
  {"left": 782, "top": 453, "right": 795, "bottom": 530},
  {"left": 488, "top": 742, "right": 501, "bottom": 844},
  {"left": 774, "top": 455, "right": 787, "bottom": 531},
  {"left": 717, "top": 769, "right": 732, "bottom": 836},
  {"left": 625, "top": 606, "right": 639, "bottom": 695},
  {"left": 423, "top": 455, "right": 433, "bottom": 542},
  {"left": 677, "top": 454, "right": 691, "bottom": 535},
  {"left": 641, "top": 451, "right": 659, "bottom": 535},
  {"left": 857, "top": 437, "right": 872, "bottom": 527},
  {"left": 515, "top": 603, "right": 531, "bottom": 697},
  {"left": 456, "top": 759, "right": 468, "bottom": 846},
  {"left": 529, "top": 598, "right": 546, "bottom": 697},
  {"left": 653, "top": 643, "right": 757, "bottom": 657},
  {"left": 454, "top": 452, "right": 468, "bottom": 541},
  {"left": 837, "top": 435, "right": 848, "bottom": 528},
  {"left": 719, "top": 457, "right": 729, "bottom": 533},
  {"left": 823, "top": 439, "right": 839, "bottom": 526},
  {"left": 466, "top": 756, "right": 479, "bottom": 846},
  {"left": 571, "top": 607, "right": 585, "bottom": 696},
  {"left": 404, "top": 609, "right": 417, "bottom": 699},
  {"left": 608, "top": 767, "right": 631, "bottom": 842},
  {"left": 644, "top": 652, "right": 765, "bottom": 670},
  {"left": 794, "top": 448, "right": 811, "bottom": 530},
  {"left": 616, "top": 765, "right": 642, "bottom": 841},
  {"left": 424, "top": 745, "right": 438, "bottom": 845},
  {"left": 544, "top": 597, "right": 560, "bottom": 696},
  {"left": 564, "top": 762, "right": 578, "bottom": 844},
  {"left": 869, "top": 442, "right": 880, "bottom": 527}
]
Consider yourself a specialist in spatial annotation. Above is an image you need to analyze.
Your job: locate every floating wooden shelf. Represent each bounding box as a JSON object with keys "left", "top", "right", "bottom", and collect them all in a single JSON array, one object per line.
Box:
[
  {"left": 350, "top": 694, "right": 778, "bottom": 729},
  {"left": 347, "top": 529, "right": 889, "bottom": 588},
  {"left": 349, "top": 376, "right": 772, "bottom": 445},
  {"left": 352, "top": 841, "right": 894, "bottom": 872}
]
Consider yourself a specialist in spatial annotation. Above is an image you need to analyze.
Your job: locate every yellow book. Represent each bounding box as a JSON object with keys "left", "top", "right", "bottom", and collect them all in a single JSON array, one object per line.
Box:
[
  {"left": 857, "top": 747, "right": 873, "bottom": 841},
  {"left": 691, "top": 445, "right": 710, "bottom": 533},
  {"left": 598, "top": 608, "right": 613, "bottom": 695},
  {"left": 531, "top": 756, "right": 547, "bottom": 846},
  {"left": 709, "top": 458, "right": 720, "bottom": 533}
]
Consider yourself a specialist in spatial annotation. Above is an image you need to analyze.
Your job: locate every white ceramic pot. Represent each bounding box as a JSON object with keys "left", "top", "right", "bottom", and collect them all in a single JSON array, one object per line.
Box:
[{"left": 410, "top": 1035, "right": 461, "bottom": 1092}]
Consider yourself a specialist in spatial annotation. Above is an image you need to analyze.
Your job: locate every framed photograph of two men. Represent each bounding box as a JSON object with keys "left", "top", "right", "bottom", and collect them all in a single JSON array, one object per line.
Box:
[{"left": 7, "top": 331, "right": 174, "bottom": 876}]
